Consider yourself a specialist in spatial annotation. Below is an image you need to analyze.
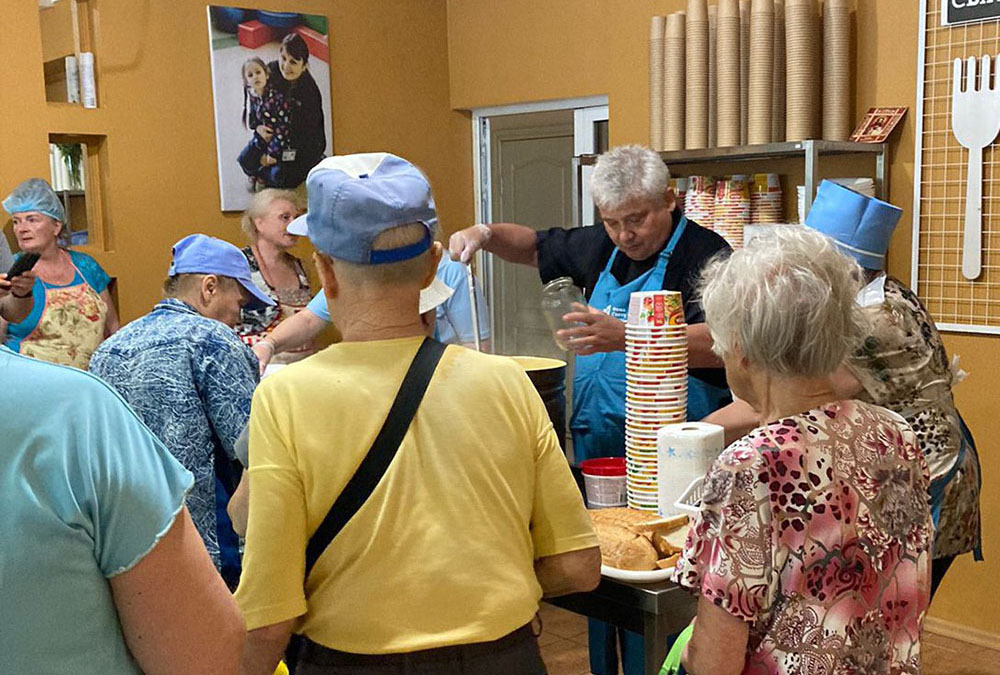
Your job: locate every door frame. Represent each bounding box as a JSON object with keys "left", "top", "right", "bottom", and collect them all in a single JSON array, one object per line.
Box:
[{"left": 469, "top": 96, "right": 608, "bottom": 332}]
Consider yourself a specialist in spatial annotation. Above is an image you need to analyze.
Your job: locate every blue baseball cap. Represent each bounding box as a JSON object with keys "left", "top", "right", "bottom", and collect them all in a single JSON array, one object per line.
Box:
[
  {"left": 168, "top": 234, "right": 274, "bottom": 310},
  {"left": 287, "top": 153, "right": 438, "bottom": 264},
  {"left": 804, "top": 180, "right": 903, "bottom": 270}
]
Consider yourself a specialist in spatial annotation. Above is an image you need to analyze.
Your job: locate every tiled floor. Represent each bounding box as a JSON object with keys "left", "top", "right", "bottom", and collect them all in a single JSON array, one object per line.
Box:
[{"left": 538, "top": 603, "right": 1000, "bottom": 675}]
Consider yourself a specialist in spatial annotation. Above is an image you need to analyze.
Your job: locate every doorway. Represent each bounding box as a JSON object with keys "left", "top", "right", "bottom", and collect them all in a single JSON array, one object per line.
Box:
[{"left": 471, "top": 97, "right": 608, "bottom": 460}]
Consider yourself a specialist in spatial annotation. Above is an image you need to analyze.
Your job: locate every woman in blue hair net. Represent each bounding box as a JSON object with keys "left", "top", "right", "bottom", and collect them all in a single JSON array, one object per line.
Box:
[
  {"left": 706, "top": 180, "right": 982, "bottom": 600},
  {"left": 1, "top": 178, "right": 119, "bottom": 369}
]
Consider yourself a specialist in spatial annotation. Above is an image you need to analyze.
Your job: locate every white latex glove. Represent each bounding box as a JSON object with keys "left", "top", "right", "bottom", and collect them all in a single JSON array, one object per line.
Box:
[{"left": 448, "top": 224, "right": 491, "bottom": 264}]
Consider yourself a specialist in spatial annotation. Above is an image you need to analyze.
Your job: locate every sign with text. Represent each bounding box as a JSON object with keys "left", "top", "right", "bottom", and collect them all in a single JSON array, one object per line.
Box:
[{"left": 941, "top": 0, "right": 1000, "bottom": 26}]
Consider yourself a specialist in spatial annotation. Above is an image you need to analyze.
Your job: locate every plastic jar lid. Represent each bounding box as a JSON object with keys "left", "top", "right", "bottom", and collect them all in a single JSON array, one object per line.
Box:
[{"left": 580, "top": 457, "right": 626, "bottom": 477}]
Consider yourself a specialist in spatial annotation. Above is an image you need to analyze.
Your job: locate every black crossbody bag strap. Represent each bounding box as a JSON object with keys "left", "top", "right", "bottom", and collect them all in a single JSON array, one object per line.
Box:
[{"left": 303, "top": 337, "right": 446, "bottom": 577}]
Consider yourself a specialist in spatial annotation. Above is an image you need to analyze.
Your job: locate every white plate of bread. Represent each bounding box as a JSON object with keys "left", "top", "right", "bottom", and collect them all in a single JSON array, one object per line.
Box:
[{"left": 588, "top": 508, "right": 690, "bottom": 583}]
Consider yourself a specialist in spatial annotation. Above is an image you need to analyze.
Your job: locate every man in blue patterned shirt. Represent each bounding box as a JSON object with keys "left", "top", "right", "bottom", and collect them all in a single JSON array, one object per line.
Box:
[{"left": 90, "top": 234, "right": 273, "bottom": 587}]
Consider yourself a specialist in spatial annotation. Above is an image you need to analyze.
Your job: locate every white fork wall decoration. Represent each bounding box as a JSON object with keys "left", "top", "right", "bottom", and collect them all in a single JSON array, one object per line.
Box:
[{"left": 951, "top": 55, "right": 1000, "bottom": 281}]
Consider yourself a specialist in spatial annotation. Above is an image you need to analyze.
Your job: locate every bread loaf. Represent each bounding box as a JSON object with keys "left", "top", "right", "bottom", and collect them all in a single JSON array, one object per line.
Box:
[
  {"left": 594, "top": 523, "right": 660, "bottom": 571},
  {"left": 589, "top": 508, "right": 690, "bottom": 571}
]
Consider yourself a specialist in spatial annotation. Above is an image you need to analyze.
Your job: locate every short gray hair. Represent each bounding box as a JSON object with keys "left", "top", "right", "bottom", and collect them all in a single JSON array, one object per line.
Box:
[
  {"left": 589, "top": 145, "right": 670, "bottom": 212},
  {"left": 699, "top": 226, "right": 867, "bottom": 378}
]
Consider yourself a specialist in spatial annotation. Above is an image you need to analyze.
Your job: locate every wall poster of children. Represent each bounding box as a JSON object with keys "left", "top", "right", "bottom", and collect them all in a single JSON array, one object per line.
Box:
[{"left": 206, "top": 6, "right": 332, "bottom": 211}]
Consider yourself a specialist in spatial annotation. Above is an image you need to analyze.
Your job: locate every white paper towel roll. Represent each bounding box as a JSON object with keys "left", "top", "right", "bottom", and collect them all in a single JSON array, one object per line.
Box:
[
  {"left": 80, "top": 52, "right": 97, "bottom": 109},
  {"left": 657, "top": 422, "right": 725, "bottom": 516}
]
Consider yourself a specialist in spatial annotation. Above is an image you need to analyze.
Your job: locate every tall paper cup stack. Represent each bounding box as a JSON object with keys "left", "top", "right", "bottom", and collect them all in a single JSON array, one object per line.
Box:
[
  {"left": 625, "top": 291, "right": 688, "bottom": 512},
  {"left": 650, "top": 16, "right": 667, "bottom": 150},
  {"left": 749, "top": 0, "right": 774, "bottom": 144},
  {"left": 716, "top": 0, "right": 741, "bottom": 147},
  {"left": 740, "top": 0, "right": 750, "bottom": 145},
  {"left": 708, "top": 4, "right": 718, "bottom": 148},
  {"left": 785, "top": 0, "right": 818, "bottom": 141},
  {"left": 823, "top": 0, "right": 851, "bottom": 140},
  {"left": 772, "top": 0, "right": 786, "bottom": 142},
  {"left": 665, "top": 12, "right": 687, "bottom": 151},
  {"left": 685, "top": 0, "right": 710, "bottom": 149},
  {"left": 657, "top": 423, "right": 724, "bottom": 516}
]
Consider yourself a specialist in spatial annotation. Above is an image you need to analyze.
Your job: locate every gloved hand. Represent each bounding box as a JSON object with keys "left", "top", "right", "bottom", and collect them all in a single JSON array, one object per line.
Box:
[{"left": 448, "top": 224, "right": 492, "bottom": 264}]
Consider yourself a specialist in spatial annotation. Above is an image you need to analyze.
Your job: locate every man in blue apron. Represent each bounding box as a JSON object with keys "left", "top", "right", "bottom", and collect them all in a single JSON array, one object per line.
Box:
[{"left": 450, "top": 144, "right": 732, "bottom": 675}]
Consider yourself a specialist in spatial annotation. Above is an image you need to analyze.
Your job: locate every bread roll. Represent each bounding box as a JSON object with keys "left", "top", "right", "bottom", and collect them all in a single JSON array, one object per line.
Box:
[{"left": 594, "top": 523, "right": 660, "bottom": 571}]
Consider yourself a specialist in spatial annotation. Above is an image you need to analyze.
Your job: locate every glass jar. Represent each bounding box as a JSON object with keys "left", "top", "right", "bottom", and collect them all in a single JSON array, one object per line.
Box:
[{"left": 540, "top": 277, "right": 587, "bottom": 350}]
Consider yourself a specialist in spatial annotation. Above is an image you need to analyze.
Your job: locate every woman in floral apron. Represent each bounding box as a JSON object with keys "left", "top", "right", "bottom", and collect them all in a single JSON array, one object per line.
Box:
[
  {"left": 2, "top": 179, "right": 118, "bottom": 369},
  {"left": 235, "top": 188, "right": 315, "bottom": 365}
]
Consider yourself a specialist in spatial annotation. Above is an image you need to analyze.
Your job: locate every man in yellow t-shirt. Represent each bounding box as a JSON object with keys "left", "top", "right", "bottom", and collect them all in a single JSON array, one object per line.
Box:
[{"left": 235, "top": 153, "right": 600, "bottom": 675}]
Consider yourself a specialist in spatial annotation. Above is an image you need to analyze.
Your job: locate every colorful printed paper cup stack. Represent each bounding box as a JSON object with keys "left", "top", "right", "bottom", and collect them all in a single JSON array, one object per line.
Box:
[
  {"left": 750, "top": 173, "right": 783, "bottom": 223},
  {"left": 713, "top": 174, "right": 750, "bottom": 248},
  {"left": 684, "top": 175, "right": 716, "bottom": 225},
  {"left": 624, "top": 290, "right": 688, "bottom": 511}
]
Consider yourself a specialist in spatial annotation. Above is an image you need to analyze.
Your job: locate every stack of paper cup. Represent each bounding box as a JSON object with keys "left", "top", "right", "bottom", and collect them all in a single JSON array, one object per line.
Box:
[
  {"left": 665, "top": 12, "right": 687, "bottom": 151},
  {"left": 748, "top": 0, "right": 774, "bottom": 145},
  {"left": 684, "top": 175, "right": 716, "bottom": 223},
  {"left": 750, "top": 173, "right": 783, "bottom": 223},
  {"left": 714, "top": 175, "right": 750, "bottom": 248},
  {"left": 823, "top": 0, "right": 851, "bottom": 140},
  {"left": 740, "top": 0, "right": 750, "bottom": 145},
  {"left": 785, "top": 0, "right": 817, "bottom": 141},
  {"left": 685, "top": 0, "right": 710, "bottom": 149},
  {"left": 625, "top": 290, "right": 688, "bottom": 511},
  {"left": 657, "top": 422, "right": 724, "bottom": 517},
  {"left": 708, "top": 4, "right": 718, "bottom": 148},
  {"left": 772, "top": 0, "right": 786, "bottom": 142},
  {"left": 716, "top": 0, "right": 741, "bottom": 147},
  {"left": 669, "top": 177, "right": 689, "bottom": 211},
  {"left": 650, "top": 16, "right": 667, "bottom": 150}
]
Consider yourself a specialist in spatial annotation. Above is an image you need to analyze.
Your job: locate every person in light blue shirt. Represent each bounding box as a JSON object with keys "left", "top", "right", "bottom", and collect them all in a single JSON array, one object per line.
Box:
[
  {"left": 89, "top": 234, "right": 273, "bottom": 586},
  {"left": 252, "top": 254, "right": 490, "bottom": 370},
  {"left": 0, "top": 346, "right": 245, "bottom": 674}
]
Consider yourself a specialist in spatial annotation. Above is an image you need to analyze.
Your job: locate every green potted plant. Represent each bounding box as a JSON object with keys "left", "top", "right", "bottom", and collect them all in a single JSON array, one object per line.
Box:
[{"left": 56, "top": 143, "right": 84, "bottom": 190}]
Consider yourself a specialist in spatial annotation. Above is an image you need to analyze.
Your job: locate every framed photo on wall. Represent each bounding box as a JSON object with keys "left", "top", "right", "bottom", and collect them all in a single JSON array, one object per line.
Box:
[{"left": 206, "top": 6, "right": 333, "bottom": 211}]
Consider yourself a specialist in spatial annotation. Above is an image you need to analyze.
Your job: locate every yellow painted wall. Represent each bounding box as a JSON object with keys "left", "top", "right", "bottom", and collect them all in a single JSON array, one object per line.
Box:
[
  {"left": 448, "top": 0, "right": 998, "bottom": 637},
  {"left": 1, "top": 0, "right": 472, "bottom": 322}
]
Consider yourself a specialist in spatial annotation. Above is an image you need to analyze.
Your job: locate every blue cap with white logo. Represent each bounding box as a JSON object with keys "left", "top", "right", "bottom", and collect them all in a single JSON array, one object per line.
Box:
[
  {"left": 287, "top": 153, "right": 438, "bottom": 264},
  {"left": 804, "top": 180, "right": 902, "bottom": 270},
  {"left": 168, "top": 234, "right": 275, "bottom": 309}
]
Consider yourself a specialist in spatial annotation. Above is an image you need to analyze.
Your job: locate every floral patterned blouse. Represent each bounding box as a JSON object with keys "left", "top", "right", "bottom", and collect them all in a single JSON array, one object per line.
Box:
[
  {"left": 847, "top": 276, "right": 981, "bottom": 559},
  {"left": 674, "top": 400, "right": 932, "bottom": 675},
  {"left": 235, "top": 246, "right": 312, "bottom": 344}
]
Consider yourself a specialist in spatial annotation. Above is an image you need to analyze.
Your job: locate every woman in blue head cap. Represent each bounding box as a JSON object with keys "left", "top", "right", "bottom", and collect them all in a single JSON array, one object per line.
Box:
[
  {"left": 1, "top": 178, "right": 120, "bottom": 369},
  {"left": 707, "top": 180, "right": 982, "bottom": 598}
]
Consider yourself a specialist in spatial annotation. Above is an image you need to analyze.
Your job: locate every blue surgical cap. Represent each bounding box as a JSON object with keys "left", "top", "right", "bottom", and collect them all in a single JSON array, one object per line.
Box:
[
  {"left": 2, "top": 178, "right": 66, "bottom": 222},
  {"left": 804, "top": 180, "right": 902, "bottom": 271}
]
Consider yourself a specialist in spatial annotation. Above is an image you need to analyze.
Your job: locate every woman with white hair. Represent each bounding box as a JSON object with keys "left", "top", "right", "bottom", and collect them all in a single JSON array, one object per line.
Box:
[
  {"left": 235, "top": 188, "right": 316, "bottom": 364},
  {"left": 675, "top": 226, "right": 932, "bottom": 675}
]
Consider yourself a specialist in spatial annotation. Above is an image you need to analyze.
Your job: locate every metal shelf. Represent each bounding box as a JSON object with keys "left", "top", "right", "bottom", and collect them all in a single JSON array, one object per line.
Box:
[{"left": 576, "top": 139, "right": 888, "bottom": 218}]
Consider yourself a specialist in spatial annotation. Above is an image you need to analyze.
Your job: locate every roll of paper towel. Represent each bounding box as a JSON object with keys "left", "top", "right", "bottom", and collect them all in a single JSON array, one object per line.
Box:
[{"left": 657, "top": 422, "right": 725, "bottom": 516}]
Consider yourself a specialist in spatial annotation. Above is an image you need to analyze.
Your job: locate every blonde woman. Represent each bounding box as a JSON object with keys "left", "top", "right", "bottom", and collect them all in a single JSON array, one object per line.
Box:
[{"left": 235, "top": 188, "right": 315, "bottom": 363}]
